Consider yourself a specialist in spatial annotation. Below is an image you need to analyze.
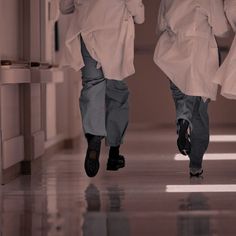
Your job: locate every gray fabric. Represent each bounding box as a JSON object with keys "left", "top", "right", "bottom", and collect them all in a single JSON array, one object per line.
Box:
[
  {"left": 170, "top": 81, "right": 196, "bottom": 130},
  {"left": 80, "top": 37, "right": 129, "bottom": 146},
  {"left": 106, "top": 80, "right": 129, "bottom": 146},
  {"left": 170, "top": 81, "right": 209, "bottom": 168}
]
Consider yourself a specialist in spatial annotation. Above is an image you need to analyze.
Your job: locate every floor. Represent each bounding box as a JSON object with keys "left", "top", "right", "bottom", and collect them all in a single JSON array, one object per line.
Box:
[{"left": 1, "top": 127, "right": 236, "bottom": 236}]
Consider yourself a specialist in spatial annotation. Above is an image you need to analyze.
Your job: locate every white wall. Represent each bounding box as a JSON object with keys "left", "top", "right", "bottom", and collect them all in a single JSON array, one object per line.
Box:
[
  {"left": 0, "top": 0, "right": 21, "bottom": 60},
  {"left": 55, "top": 11, "right": 83, "bottom": 141}
]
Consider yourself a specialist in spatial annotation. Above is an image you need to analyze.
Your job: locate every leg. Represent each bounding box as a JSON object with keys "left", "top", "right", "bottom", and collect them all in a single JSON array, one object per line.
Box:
[
  {"left": 170, "top": 81, "right": 196, "bottom": 128},
  {"left": 105, "top": 80, "right": 129, "bottom": 170},
  {"left": 105, "top": 80, "right": 129, "bottom": 147},
  {"left": 170, "top": 81, "right": 197, "bottom": 155},
  {"left": 189, "top": 98, "right": 210, "bottom": 172},
  {"left": 80, "top": 37, "right": 105, "bottom": 177},
  {"left": 79, "top": 37, "right": 106, "bottom": 136}
]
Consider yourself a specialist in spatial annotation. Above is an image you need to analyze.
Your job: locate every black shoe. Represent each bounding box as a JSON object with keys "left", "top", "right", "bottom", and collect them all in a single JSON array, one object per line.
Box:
[
  {"left": 190, "top": 167, "right": 203, "bottom": 177},
  {"left": 107, "top": 146, "right": 125, "bottom": 171},
  {"left": 177, "top": 119, "right": 191, "bottom": 156},
  {"left": 107, "top": 155, "right": 125, "bottom": 171},
  {"left": 84, "top": 135, "right": 102, "bottom": 177}
]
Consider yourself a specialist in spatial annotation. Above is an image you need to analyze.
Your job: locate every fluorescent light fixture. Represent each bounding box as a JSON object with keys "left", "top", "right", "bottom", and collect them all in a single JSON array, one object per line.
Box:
[
  {"left": 210, "top": 135, "right": 236, "bottom": 142},
  {"left": 175, "top": 153, "right": 236, "bottom": 161},
  {"left": 166, "top": 184, "right": 236, "bottom": 193}
]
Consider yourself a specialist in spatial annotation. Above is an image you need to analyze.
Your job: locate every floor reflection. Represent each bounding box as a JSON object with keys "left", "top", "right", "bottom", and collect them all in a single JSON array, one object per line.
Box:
[
  {"left": 83, "top": 184, "right": 130, "bottom": 236},
  {"left": 1, "top": 128, "right": 236, "bottom": 235},
  {"left": 178, "top": 177, "right": 211, "bottom": 236},
  {"left": 106, "top": 186, "right": 129, "bottom": 236}
]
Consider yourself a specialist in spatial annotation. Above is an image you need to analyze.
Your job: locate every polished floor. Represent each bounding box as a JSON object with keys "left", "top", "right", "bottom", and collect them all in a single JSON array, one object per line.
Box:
[{"left": 1, "top": 127, "right": 236, "bottom": 236}]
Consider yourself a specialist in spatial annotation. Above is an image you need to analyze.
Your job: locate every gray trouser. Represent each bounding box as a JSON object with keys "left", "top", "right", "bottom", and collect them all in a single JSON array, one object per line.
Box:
[
  {"left": 79, "top": 37, "right": 129, "bottom": 147},
  {"left": 170, "top": 82, "right": 209, "bottom": 168}
]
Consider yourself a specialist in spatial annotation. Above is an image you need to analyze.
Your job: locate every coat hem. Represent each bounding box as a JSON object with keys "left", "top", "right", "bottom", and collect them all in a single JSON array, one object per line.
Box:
[{"left": 154, "top": 58, "right": 217, "bottom": 101}]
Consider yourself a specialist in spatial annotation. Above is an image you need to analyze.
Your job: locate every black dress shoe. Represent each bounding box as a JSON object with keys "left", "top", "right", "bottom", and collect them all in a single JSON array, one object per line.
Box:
[
  {"left": 107, "top": 146, "right": 125, "bottom": 171},
  {"left": 107, "top": 155, "right": 125, "bottom": 171},
  {"left": 177, "top": 119, "right": 191, "bottom": 156},
  {"left": 84, "top": 135, "right": 103, "bottom": 177},
  {"left": 190, "top": 167, "right": 203, "bottom": 177}
]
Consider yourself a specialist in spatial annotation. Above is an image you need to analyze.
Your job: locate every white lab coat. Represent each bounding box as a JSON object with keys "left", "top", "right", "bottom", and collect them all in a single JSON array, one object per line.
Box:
[
  {"left": 153, "top": 0, "right": 229, "bottom": 100},
  {"left": 213, "top": 0, "right": 236, "bottom": 99},
  {"left": 59, "top": 0, "right": 145, "bottom": 80}
]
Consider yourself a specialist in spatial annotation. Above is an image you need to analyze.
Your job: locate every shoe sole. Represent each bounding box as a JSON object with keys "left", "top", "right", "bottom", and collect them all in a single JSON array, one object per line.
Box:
[
  {"left": 177, "top": 135, "right": 191, "bottom": 156},
  {"left": 177, "top": 120, "right": 191, "bottom": 156},
  {"left": 190, "top": 169, "right": 203, "bottom": 177},
  {"left": 106, "top": 162, "right": 125, "bottom": 171}
]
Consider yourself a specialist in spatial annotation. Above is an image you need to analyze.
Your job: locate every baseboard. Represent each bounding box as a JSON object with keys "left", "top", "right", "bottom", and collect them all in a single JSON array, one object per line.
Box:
[
  {"left": 2, "top": 162, "right": 21, "bottom": 185},
  {"left": 2, "top": 135, "right": 82, "bottom": 184},
  {"left": 64, "top": 136, "right": 81, "bottom": 149}
]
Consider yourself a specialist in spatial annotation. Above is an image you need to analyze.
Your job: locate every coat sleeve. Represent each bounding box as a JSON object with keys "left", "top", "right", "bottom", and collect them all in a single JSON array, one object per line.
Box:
[
  {"left": 156, "top": 0, "right": 167, "bottom": 38},
  {"left": 59, "top": 0, "right": 75, "bottom": 14},
  {"left": 209, "top": 0, "right": 231, "bottom": 37},
  {"left": 224, "top": 0, "right": 236, "bottom": 32},
  {"left": 125, "top": 0, "right": 145, "bottom": 24}
]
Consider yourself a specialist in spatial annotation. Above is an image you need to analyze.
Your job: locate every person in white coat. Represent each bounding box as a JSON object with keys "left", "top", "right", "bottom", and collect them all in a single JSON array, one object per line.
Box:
[
  {"left": 154, "top": 0, "right": 229, "bottom": 176},
  {"left": 60, "top": 0, "right": 145, "bottom": 177},
  {"left": 214, "top": 0, "right": 236, "bottom": 99}
]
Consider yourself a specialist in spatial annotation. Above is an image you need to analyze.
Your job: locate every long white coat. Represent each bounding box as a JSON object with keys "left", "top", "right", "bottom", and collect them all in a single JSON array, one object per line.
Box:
[
  {"left": 214, "top": 0, "right": 236, "bottom": 99},
  {"left": 59, "top": 0, "right": 145, "bottom": 80},
  {"left": 153, "top": 0, "right": 229, "bottom": 100}
]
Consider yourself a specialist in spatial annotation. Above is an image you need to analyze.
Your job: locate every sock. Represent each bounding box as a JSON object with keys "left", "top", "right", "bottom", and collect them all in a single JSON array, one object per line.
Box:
[
  {"left": 86, "top": 134, "right": 103, "bottom": 150},
  {"left": 109, "top": 146, "right": 120, "bottom": 157}
]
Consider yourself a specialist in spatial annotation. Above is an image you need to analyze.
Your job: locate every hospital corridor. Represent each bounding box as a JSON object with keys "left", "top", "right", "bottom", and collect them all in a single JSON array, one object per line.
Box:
[{"left": 0, "top": 0, "right": 236, "bottom": 235}]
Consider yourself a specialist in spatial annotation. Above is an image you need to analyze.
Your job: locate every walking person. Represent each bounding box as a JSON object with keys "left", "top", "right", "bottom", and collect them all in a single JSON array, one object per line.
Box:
[
  {"left": 60, "top": 0, "right": 145, "bottom": 177},
  {"left": 154, "top": 0, "right": 229, "bottom": 176},
  {"left": 214, "top": 0, "right": 236, "bottom": 99}
]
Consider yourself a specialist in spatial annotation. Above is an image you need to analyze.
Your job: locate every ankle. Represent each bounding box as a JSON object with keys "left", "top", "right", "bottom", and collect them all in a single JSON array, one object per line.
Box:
[
  {"left": 86, "top": 134, "right": 103, "bottom": 150},
  {"left": 109, "top": 146, "right": 120, "bottom": 157}
]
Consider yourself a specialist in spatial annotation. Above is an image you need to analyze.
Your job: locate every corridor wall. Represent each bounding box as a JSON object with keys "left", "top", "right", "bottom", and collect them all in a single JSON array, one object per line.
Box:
[{"left": 0, "top": 0, "right": 83, "bottom": 183}]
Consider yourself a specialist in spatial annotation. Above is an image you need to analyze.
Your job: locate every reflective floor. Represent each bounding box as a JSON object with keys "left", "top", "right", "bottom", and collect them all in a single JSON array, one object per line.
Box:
[{"left": 1, "top": 127, "right": 236, "bottom": 236}]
